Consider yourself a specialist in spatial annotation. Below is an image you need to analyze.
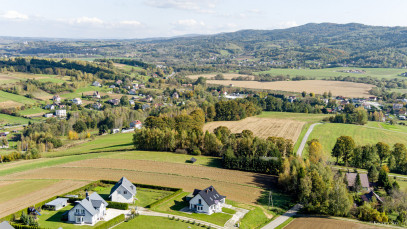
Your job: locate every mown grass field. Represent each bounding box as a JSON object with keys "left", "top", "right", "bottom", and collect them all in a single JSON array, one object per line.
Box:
[
  {"left": 0, "top": 113, "right": 31, "bottom": 125},
  {"left": 257, "top": 67, "right": 407, "bottom": 79},
  {"left": 307, "top": 122, "right": 407, "bottom": 158},
  {"left": 0, "top": 90, "right": 37, "bottom": 105},
  {"left": 17, "top": 106, "right": 47, "bottom": 116}
]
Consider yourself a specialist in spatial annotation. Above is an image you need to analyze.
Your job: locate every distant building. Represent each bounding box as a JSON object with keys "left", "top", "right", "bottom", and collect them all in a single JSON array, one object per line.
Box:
[
  {"left": 44, "top": 113, "right": 54, "bottom": 118},
  {"left": 130, "top": 120, "right": 142, "bottom": 129},
  {"left": 109, "top": 85, "right": 116, "bottom": 89},
  {"left": 107, "top": 99, "right": 120, "bottom": 106},
  {"left": 361, "top": 191, "right": 383, "bottom": 204},
  {"left": 55, "top": 109, "right": 67, "bottom": 118},
  {"left": 52, "top": 95, "right": 61, "bottom": 103},
  {"left": 44, "top": 198, "right": 68, "bottom": 211},
  {"left": 92, "top": 81, "right": 101, "bottom": 87},
  {"left": 93, "top": 91, "right": 100, "bottom": 99},
  {"left": 72, "top": 98, "right": 82, "bottom": 105},
  {"left": 115, "top": 80, "right": 123, "bottom": 86},
  {"left": 172, "top": 92, "right": 179, "bottom": 99},
  {"left": 128, "top": 89, "right": 137, "bottom": 95},
  {"left": 92, "top": 103, "right": 102, "bottom": 110}
]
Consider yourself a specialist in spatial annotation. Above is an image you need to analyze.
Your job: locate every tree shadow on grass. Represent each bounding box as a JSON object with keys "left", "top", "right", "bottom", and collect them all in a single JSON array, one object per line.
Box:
[
  {"left": 170, "top": 200, "right": 188, "bottom": 211},
  {"left": 45, "top": 210, "right": 68, "bottom": 223},
  {"left": 91, "top": 143, "right": 133, "bottom": 151}
]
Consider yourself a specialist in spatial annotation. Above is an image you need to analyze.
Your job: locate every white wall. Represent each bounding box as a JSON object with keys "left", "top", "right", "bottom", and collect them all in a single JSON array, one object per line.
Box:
[
  {"left": 68, "top": 204, "right": 96, "bottom": 224},
  {"left": 111, "top": 186, "right": 135, "bottom": 203}
]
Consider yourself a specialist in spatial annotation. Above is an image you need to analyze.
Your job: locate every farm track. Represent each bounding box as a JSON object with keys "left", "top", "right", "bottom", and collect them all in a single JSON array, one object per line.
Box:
[
  {"left": 0, "top": 180, "right": 88, "bottom": 218},
  {"left": 203, "top": 117, "right": 305, "bottom": 142}
]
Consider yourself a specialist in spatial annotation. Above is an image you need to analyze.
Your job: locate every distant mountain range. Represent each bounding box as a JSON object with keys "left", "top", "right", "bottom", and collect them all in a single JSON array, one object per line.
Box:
[{"left": 2, "top": 23, "right": 407, "bottom": 68}]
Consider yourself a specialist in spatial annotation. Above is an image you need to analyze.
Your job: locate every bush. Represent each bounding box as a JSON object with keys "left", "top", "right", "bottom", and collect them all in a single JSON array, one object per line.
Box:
[
  {"left": 94, "top": 214, "right": 125, "bottom": 229},
  {"left": 107, "top": 201, "right": 128, "bottom": 210},
  {"left": 175, "top": 148, "right": 188, "bottom": 154},
  {"left": 190, "top": 149, "right": 201, "bottom": 156}
]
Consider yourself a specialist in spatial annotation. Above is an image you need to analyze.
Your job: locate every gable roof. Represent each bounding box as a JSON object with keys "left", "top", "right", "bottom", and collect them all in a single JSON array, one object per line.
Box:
[
  {"left": 75, "top": 199, "right": 98, "bottom": 216},
  {"left": 88, "top": 192, "right": 108, "bottom": 206},
  {"left": 192, "top": 186, "right": 225, "bottom": 206},
  {"left": 346, "top": 173, "right": 370, "bottom": 189},
  {"left": 110, "top": 177, "right": 136, "bottom": 197}
]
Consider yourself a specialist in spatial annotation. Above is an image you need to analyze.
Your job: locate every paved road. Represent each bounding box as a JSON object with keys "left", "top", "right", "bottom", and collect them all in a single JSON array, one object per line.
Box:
[
  {"left": 296, "top": 123, "right": 322, "bottom": 156},
  {"left": 261, "top": 204, "right": 302, "bottom": 229}
]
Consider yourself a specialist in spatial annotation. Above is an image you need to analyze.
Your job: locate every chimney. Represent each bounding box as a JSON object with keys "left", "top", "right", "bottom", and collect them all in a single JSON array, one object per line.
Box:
[{"left": 85, "top": 190, "right": 89, "bottom": 200}]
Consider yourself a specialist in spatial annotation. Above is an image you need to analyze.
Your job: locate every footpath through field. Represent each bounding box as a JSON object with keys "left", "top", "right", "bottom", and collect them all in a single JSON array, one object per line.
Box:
[
  {"left": 261, "top": 204, "right": 302, "bottom": 229},
  {"left": 296, "top": 123, "right": 322, "bottom": 156}
]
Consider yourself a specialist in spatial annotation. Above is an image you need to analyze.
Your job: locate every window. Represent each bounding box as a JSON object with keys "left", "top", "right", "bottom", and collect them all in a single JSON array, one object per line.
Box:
[
  {"left": 198, "top": 199, "right": 202, "bottom": 205},
  {"left": 81, "top": 210, "right": 85, "bottom": 214},
  {"left": 76, "top": 209, "right": 79, "bottom": 213},
  {"left": 124, "top": 191, "right": 127, "bottom": 194}
]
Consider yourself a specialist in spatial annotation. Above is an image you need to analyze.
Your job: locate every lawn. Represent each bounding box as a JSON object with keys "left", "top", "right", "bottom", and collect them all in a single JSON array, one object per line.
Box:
[
  {"left": 307, "top": 122, "right": 407, "bottom": 159},
  {"left": 35, "top": 205, "right": 105, "bottom": 229},
  {"left": 0, "top": 91, "right": 36, "bottom": 104},
  {"left": 226, "top": 199, "right": 272, "bottom": 229},
  {"left": 115, "top": 215, "right": 203, "bottom": 229},
  {"left": 257, "top": 67, "right": 407, "bottom": 80},
  {"left": 152, "top": 192, "right": 233, "bottom": 226},
  {"left": 0, "top": 113, "right": 31, "bottom": 125},
  {"left": 0, "top": 180, "right": 59, "bottom": 204}
]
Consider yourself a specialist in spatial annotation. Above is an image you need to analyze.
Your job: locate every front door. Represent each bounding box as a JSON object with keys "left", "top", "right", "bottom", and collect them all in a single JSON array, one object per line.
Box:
[{"left": 76, "top": 216, "right": 83, "bottom": 223}]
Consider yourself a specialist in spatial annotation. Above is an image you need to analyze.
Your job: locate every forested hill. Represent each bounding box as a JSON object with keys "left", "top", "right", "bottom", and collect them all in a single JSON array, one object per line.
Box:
[{"left": 2, "top": 23, "right": 407, "bottom": 68}]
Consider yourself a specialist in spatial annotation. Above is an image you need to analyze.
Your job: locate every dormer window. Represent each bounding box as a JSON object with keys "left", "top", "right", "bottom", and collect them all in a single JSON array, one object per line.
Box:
[{"left": 198, "top": 199, "right": 202, "bottom": 205}]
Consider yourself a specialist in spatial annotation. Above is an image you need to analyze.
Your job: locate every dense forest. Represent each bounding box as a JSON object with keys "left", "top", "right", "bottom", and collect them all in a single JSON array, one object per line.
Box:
[{"left": 2, "top": 23, "right": 407, "bottom": 68}]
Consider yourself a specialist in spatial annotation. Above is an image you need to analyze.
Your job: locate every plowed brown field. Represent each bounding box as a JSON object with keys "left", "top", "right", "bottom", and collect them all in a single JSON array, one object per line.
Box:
[
  {"left": 3, "top": 160, "right": 273, "bottom": 204},
  {"left": 203, "top": 116, "right": 305, "bottom": 142},
  {"left": 285, "top": 217, "right": 383, "bottom": 229},
  {"left": 0, "top": 180, "right": 88, "bottom": 218}
]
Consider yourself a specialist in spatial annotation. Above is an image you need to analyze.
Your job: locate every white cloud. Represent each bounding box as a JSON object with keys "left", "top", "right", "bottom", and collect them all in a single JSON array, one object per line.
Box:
[
  {"left": 277, "top": 21, "right": 299, "bottom": 28},
  {"left": 71, "top": 17, "right": 104, "bottom": 25},
  {"left": 119, "top": 20, "right": 142, "bottom": 26},
  {"left": 145, "top": 0, "right": 218, "bottom": 13},
  {"left": 2, "top": 10, "right": 29, "bottom": 20},
  {"left": 174, "top": 19, "right": 205, "bottom": 27}
]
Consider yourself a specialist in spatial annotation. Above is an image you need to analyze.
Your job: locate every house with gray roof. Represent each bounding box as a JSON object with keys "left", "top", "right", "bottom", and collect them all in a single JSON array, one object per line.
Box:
[
  {"left": 109, "top": 177, "right": 137, "bottom": 203},
  {"left": 0, "top": 221, "right": 14, "bottom": 229},
  {"left": 68, "top": 192, "right": 108, "bottom": 225},
  {"left": 189, "top": 186, "right": 225, "bottom": 215}
]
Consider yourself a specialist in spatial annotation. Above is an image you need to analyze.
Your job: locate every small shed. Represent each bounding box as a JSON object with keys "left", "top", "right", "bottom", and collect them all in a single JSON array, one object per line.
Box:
[
  {"left": 190, "top": 157, "right": 197, "bottom": 164},
  {"left": 44, "top": 198, "right": 68, "bottom": 211}
]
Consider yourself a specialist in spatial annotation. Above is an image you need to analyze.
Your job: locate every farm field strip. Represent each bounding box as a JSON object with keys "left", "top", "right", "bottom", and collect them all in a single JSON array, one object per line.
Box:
[
  {"left": 0, "top": 179, "right": 89, "bottom": 218},
  {"left": 205, "top": 80, "right": 374, "bottom": 97},
  {"left": 284, "top": 217, "right": 383, "bottom": 229},
  {"left": 187, "top": 73, "right": 253, "bottom": 80},
  {"left": 203, "top": 116, "right": 305, "bottom": 142},
  {"left": 2, "top": 166, "right": 266, "bottom": 205},
  {"left": 56, "top": 158, "right": 274, "bottom": 189}
]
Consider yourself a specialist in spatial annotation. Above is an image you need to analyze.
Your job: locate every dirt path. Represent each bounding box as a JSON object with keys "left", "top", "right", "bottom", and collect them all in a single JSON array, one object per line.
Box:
[{"left": 296, "top": 123, "right": 322, "bottom": 156}]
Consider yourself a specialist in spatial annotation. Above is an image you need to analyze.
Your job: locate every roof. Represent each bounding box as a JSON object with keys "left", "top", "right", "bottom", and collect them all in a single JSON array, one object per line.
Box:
[
  {"left": 74, "top": 199, "right": 98, "bottom": 216},
  {"left": 88, "top": 192, "right": 108, "bottom": 206},
  {"left": 91, "top": 200, "right": 103, "bottom": 208},
  {"left": 346, "top": 173, "right": 370, "bottom": 189},
  {"left": 361, "top": 191, "right": 383, "bottom": 203},
  {"left": 0, "top": 221, "right": 14, "bottom": 229},
  {"left": 190, "top": 157, "right": 197, "bottom": 163},
  {"left": 192, "top": 186, "right": 225, "bottom": 206},
  {"left": 45, "top": 198, "right": 68, "bottom": 206},
  {"left": 110, "top": 177, "right": 137, "bottom": 197}
]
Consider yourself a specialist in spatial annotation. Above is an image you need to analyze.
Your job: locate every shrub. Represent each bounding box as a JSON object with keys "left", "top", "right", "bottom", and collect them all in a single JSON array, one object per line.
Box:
[
  {"left": 94, "top": 214, "right": 125, "bottom": 229},
  {"left": 107, "top": 201, "right": 128, "bottom": 210},
  {"left": 175, "top": 148, "right": 188, "bottom": 154}
]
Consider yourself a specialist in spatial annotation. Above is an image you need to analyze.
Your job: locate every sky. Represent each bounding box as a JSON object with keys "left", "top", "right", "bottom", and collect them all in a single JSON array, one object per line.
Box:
[{"left": 0, "top": 0, "right": 407, "bottom": 39}]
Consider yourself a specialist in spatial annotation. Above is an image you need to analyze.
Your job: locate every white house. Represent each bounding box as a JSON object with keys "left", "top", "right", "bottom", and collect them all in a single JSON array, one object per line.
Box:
[
  {"left": 52, "top": 95, "right": 61, "bottom": 103},
  {"left": 68, "top": 192, "right": 108, "bottom": 225},
  {"left": 72, "top": 98, "right": 82, "bottom": 105},
  {"left": 55, "top": 109, "right": 67, "bottom": 118},
  {"left": 109, "top": 177, "right": 137, "bottom": 203},
  {"left": 129, "top": 120, "right": 142, "bottom": 129},
  {"left": 92, "top": 81, "right": 101, "bottom": 87},
  {"left": 189, "top": 186, "right": 225, "bottom": 215},
  {"left": 93, "top": 91, "right": 101, "bottom": 99}
]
